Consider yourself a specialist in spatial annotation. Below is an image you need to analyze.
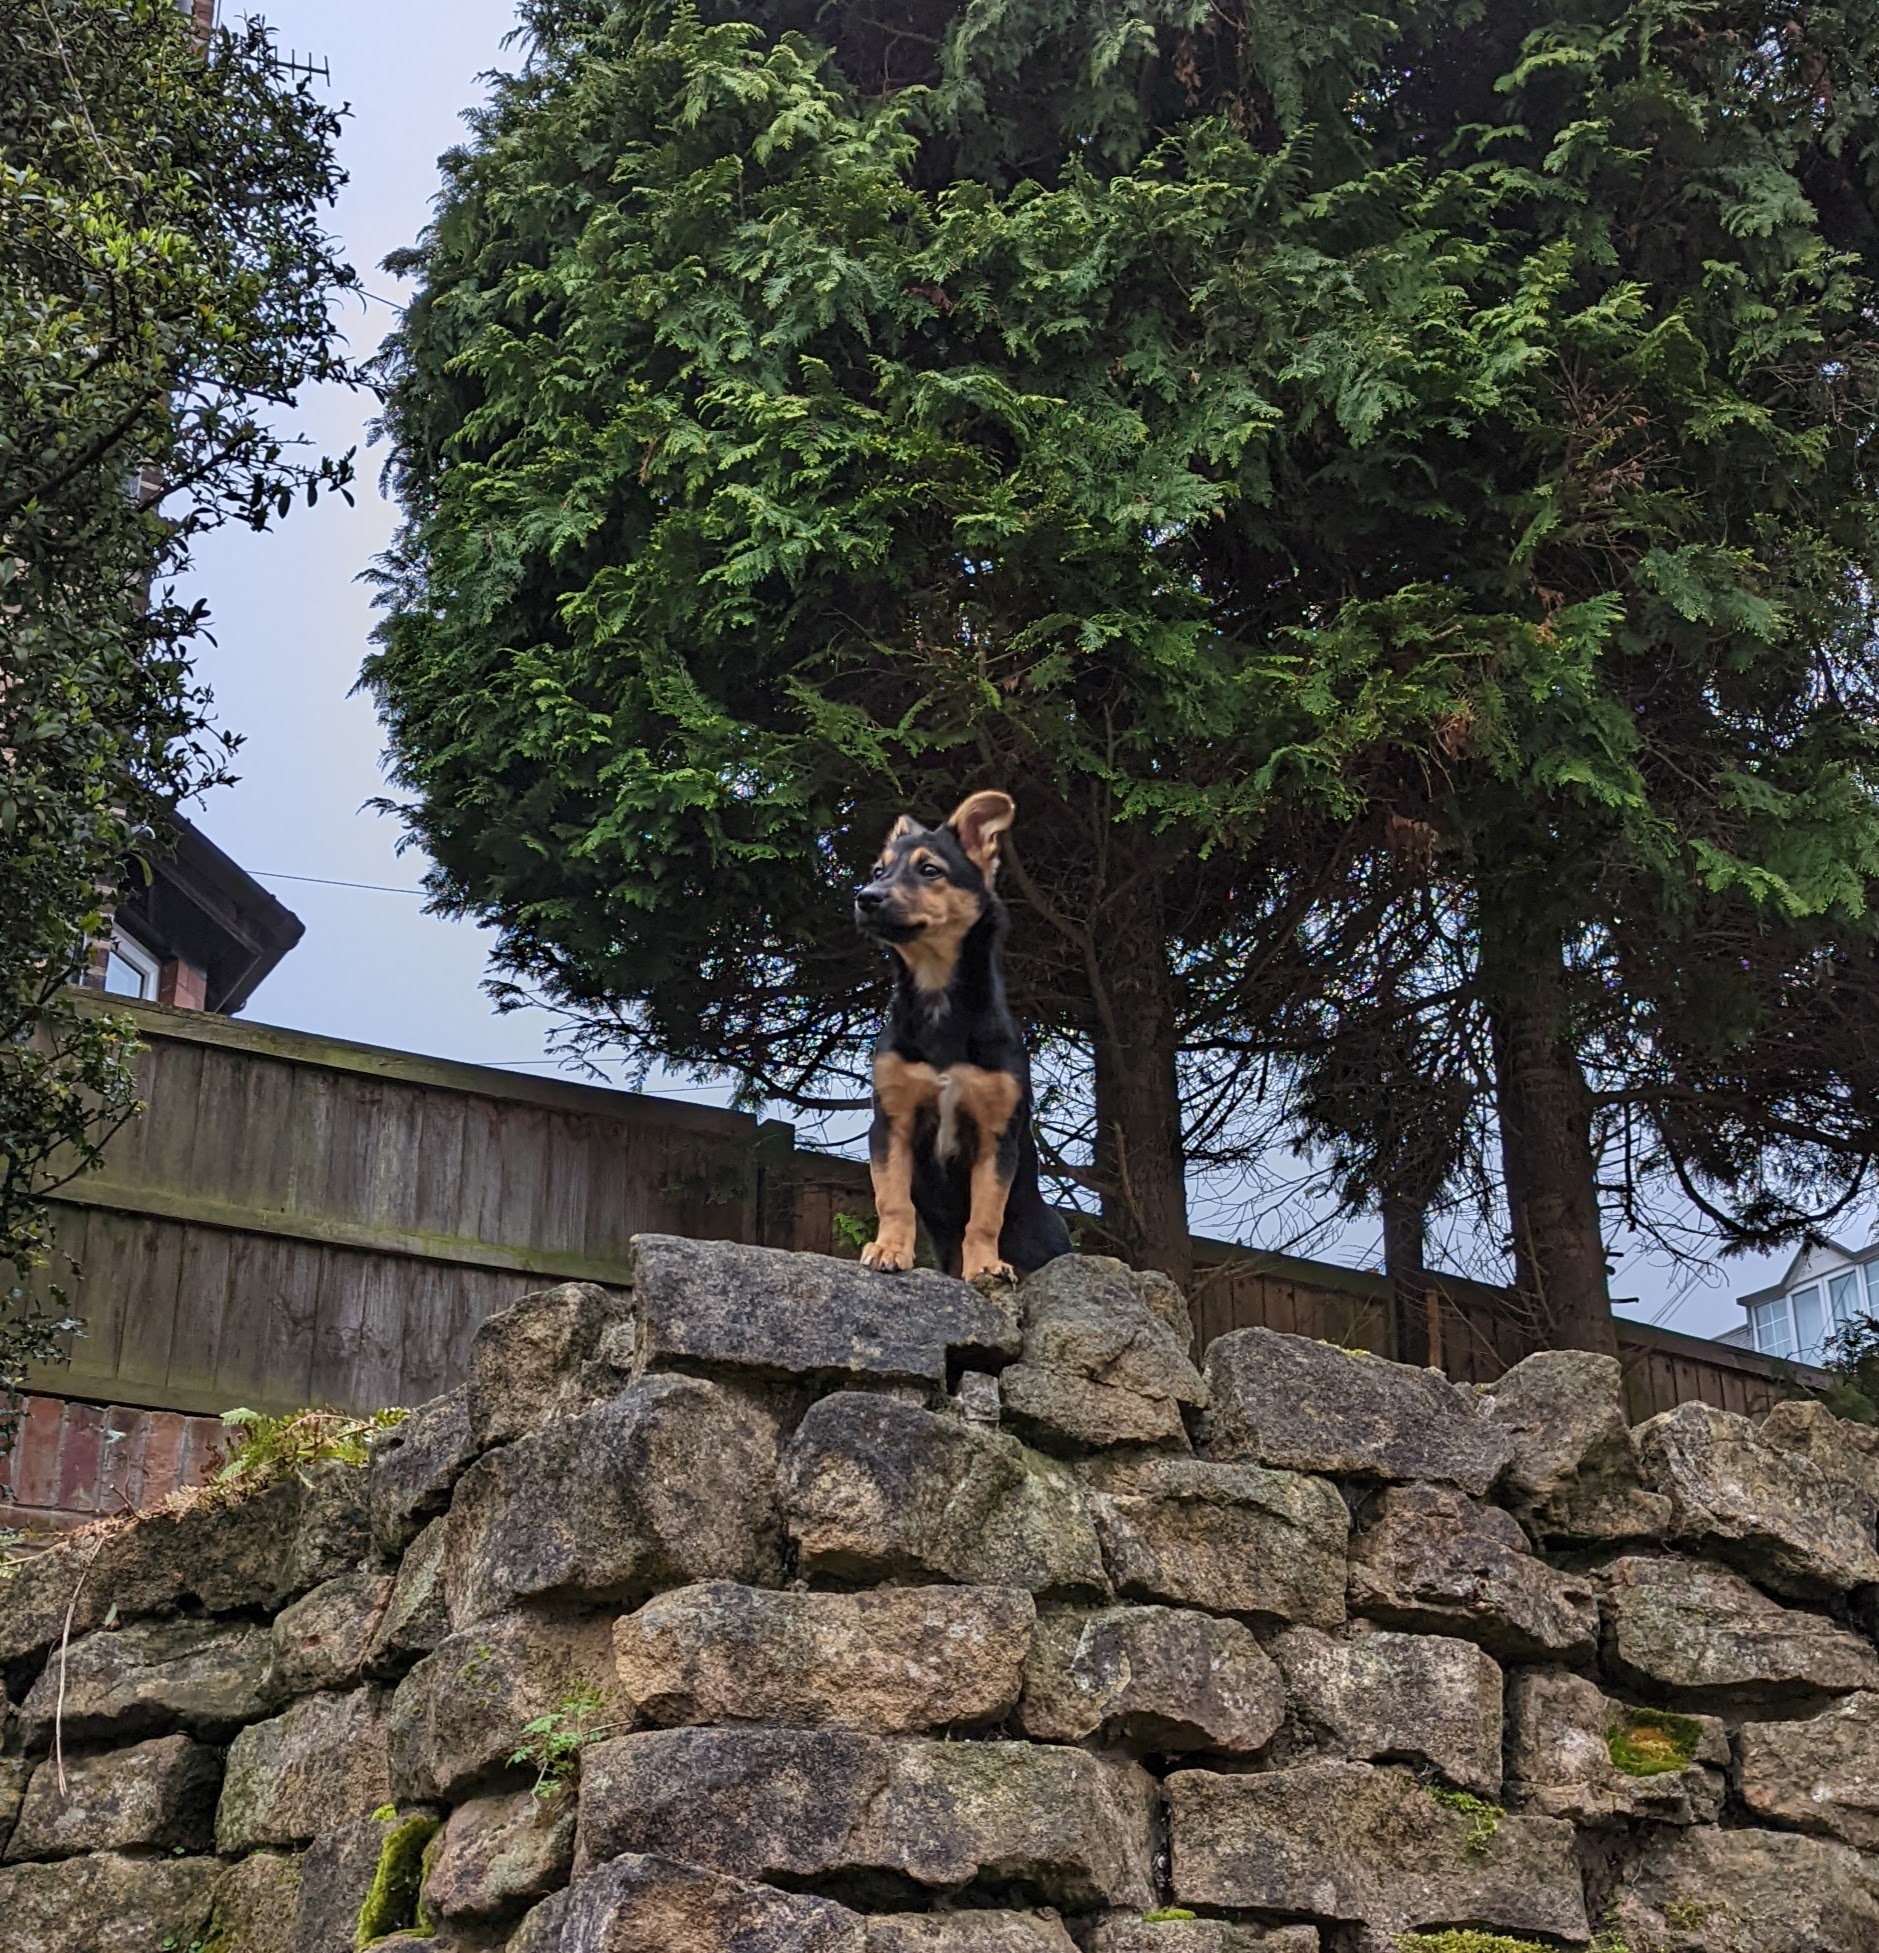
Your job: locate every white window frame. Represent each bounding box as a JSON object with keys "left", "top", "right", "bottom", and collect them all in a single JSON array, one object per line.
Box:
[
  {"left": 102, "top": 930, "right": 160, "bottom": 1001},
  {"left": 1828, "top": 1270, "right": 1864, "bottom": 1329},
  {"left": 1750, "top": 1297, "right": 1796, "bottom": 1358},
  {"left": 1751, "top": 1265, "right": 1877, "bottom": 1363}
]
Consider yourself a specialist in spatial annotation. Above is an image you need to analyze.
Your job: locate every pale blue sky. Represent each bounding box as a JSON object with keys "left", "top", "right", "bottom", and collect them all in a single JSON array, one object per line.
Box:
[
  {"left": 178, "top": 0, "right": 1795, "bottom": 1337},
  {"left": 181, "top": 0, "right": 617, "bottom": 1084}
]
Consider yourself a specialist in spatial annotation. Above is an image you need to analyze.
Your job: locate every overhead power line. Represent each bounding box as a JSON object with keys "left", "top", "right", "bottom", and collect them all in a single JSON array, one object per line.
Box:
[{"left": 251, "top": 869, "right": 427, "bottom": 897}]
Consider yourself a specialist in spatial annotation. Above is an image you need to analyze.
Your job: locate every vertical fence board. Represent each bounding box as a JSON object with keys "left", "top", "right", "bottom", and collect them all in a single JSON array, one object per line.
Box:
[
  {"left": 254, "top": 1234, "right": 321, "bottom": 1410},
  {"left": 168, "top": 1224, "right": 234, "bottom": 1403},
  {"left": 412, "top": 1087, "right": 471, "bottom": 1241},
  {"left": 113, "top": 1215, "right": 186, "bottom": 1397}
]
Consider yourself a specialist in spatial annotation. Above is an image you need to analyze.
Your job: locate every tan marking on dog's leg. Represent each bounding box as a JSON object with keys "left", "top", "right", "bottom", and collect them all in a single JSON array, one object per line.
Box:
[
  {"left": 954, "top": 1065, "right": 1023, "bottom": 1282},
  {"left": 862, "top": 1117, "right": 919, "bottom": 1271},
  {"left": 861, "top": 1053, "right": 941, "bottom": 1273}
]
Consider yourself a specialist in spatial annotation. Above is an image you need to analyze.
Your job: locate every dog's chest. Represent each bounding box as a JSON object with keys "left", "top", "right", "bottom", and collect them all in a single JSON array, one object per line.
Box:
[{"left": 874, "top": 1053, "right": 1021, "bottom": 1165}]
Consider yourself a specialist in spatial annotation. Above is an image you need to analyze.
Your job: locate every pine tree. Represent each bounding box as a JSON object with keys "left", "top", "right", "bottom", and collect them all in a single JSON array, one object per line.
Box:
[{"left": 372, "top": 0, "right": 1879, "bottom": 1337}]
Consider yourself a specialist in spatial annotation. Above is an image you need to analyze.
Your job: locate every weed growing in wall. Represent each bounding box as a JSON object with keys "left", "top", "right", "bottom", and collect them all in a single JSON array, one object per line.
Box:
[
  {"left": 1427, "top": 1788, "right": 1503, "bottom": 1857},
  {"left": 510, "top": 1689, "right": 616, "bottom": 1799},
  {"left": 209, "top": 1406, "right": 409, "bottom": 1500}
]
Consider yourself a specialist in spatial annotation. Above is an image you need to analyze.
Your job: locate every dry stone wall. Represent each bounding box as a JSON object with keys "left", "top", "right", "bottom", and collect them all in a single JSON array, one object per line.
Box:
[{"left": 3, "top": 1236, "right": 1879, "bottom": 1953}]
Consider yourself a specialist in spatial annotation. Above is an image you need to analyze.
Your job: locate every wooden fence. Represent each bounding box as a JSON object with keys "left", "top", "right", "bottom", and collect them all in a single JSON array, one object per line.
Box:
[
  {"left": 1184, "top": 1241, "right": 1822, "bottom": 1424},
  {"left": 32, "top": 996, "right": 847, "bottom": 1423},
  {"left": 8, "top": 995, "right": 1821, "bottom": 1526}
]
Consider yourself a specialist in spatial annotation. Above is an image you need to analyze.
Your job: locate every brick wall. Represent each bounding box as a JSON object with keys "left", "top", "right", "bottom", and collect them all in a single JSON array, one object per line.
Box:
[{"left": 2, "top": 1394, "right": 221, "bottom": 1533}]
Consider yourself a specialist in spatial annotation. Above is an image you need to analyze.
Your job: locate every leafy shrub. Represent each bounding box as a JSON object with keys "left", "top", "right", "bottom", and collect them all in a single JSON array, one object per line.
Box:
[{"left": 208, "top": 1406, "right": 408, "bottom": 1500}]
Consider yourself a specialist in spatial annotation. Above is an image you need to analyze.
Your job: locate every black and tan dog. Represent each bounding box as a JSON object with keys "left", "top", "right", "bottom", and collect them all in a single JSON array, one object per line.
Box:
[{"left": 852, "top": 790, "right": 1071, "bottom": 1282}]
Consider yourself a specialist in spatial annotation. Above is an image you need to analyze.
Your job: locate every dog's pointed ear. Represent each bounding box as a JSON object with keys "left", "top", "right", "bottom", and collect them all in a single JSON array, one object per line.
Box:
[
  {"left": 883, "top": 815, "right": 919, "bottom": 845},
  {"left": 946, "top": 790, "right": 1015, "bottom": 879}
]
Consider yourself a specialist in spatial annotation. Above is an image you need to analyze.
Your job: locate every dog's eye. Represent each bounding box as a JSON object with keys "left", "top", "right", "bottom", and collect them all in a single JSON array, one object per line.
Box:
[{"left": 919, "top": 861, "right": 944, "bottom": 878}]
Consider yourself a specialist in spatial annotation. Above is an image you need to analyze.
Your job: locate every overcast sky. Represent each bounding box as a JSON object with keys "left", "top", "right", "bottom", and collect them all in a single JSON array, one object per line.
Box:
[{"left": 177, "top": 0, "right": 1796, "bottom": 1337}]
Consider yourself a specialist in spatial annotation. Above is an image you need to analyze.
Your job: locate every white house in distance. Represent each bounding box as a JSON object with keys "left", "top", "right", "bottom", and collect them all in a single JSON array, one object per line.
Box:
[{"left": 1727, "top": 1240, "right": 1877, "bottom": 1363}]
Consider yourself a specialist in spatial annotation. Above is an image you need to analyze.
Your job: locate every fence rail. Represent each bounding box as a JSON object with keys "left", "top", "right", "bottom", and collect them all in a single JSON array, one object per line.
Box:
[{"left": 11, "top": 996, "right": 1821, "bottom": 1530}]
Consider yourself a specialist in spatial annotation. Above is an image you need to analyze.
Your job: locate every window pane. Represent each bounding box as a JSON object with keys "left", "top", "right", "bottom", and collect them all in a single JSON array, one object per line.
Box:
[
  {"left": 1829, "top": 1272, "right": 1862, "bottom": 1325},
  {"left": 1752, "top": 1300, "right": 1796, "bottom": 1357},
  {"left": 1867, "top": 1262, "right": 1879, "bottom": 1313},
  {"left": 1792, "top": 1286, "right": 1826, "bottom": 1358},
  {"left": 103, "top": 948, "right": 149, "bottom": 1000}
]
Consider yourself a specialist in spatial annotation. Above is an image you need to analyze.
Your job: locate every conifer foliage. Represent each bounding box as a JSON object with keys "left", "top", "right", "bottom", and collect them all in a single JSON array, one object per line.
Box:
[{"left": 372, "top": 0, "right": 1879, "bottom": 1339}]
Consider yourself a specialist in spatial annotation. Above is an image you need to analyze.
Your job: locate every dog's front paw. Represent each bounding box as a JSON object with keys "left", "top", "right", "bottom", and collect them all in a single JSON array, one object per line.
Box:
[
  {"left": 860, "top": 1237, "right": 913, "bottom": 1272},
  {"left": 964, "top": 1257, "right": 1018, "bottom": 1288}
]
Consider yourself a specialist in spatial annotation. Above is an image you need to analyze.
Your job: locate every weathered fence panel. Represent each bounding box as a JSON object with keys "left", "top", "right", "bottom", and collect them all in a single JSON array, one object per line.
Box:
[{"left": 34, "top": 999, "right": 817, "bottom": 1419}]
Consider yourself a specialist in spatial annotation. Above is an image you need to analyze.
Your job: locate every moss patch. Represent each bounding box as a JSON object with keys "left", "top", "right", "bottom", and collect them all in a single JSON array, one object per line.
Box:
[
  {"left": 412, "top": 1821, "right": 449, "bottom": 1936},
  {"left": 1395, "top": 1935, "right": 1555, "bottom": 1953},
  {"left": 1141, "top": 1911, "right": 1200, "bottom": 1924},
  {"left": 1398, "top": 1938, "right": 1637, "bottom": 1953},
  {"left": 1608, "top": 1706, "right": 1704, "bottom": 1777},
  {"left": 1428, "top": 1786, "right": 1503, "bottom": 1856},
  {"left": 356, "top": 1814, "right": 442, "bottom": 1948}
]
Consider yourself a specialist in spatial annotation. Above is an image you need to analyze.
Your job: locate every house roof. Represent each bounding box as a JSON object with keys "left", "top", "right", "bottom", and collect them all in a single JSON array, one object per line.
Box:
[{"left": 115, "top": 814, "right": 304, "bottom": 1013}]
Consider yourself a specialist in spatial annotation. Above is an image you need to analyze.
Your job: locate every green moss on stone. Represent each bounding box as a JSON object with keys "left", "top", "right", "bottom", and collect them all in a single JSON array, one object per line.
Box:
[
  {"left": 1141, "top": 1911, "right": 1200, "bottom": 1924},
  {"left": 1427, "top": 1786, "right": 1503, "bottom": 1856},
  {"left": 1608, "top": 1706, "right": 1704, "bottom": 1777},
  {"left": 412, "top": 1821, "right": 448, "bottom": 1936},
  {"left": 1398, "top": 1936, "right": 1637, "bottom": 1953},
  {"left": 355, "top": 1814, "right": 442, "bottom": 1948},
  {"left": 1395, "top": 1935, "right": 1555, "bottom": 1953}
]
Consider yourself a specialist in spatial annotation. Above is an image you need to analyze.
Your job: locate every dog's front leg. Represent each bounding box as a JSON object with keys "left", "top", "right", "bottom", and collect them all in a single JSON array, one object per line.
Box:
[
  {"left": 957, "top": 1067, "right": 1022, "bottom": 1283},
  {"left": 861, "top": 1052, "right": 937, "bottom": 1272},
  {"left": 861, "top": 1105, "right": 919, "bottom": 1272}
]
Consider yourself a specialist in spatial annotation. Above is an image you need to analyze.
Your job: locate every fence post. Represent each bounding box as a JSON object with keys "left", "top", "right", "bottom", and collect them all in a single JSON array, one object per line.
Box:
[{"left": 753, "top": 1120, "right": 803, "bottom": 1249}]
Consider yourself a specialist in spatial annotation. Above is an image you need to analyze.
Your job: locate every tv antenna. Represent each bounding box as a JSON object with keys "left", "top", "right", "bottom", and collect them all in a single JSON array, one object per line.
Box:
[
  {"left": 255, "top": 27, "right": 331, "bottom": 85},
  {"left": 272, "top": 45, "right": 332, "bottom": 84}
]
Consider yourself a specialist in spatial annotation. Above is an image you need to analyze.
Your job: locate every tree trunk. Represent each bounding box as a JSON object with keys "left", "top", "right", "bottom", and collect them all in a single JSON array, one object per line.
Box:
[
  {"left": 1089, "top": 913, "right": 1191, "bottom": 1289},
  {"left": 1383, "top": 1195, "right": 1431, "bottom": 1366},
  {"left": 1483, "top": 934, "right": 1618, "bottom": 1356}
]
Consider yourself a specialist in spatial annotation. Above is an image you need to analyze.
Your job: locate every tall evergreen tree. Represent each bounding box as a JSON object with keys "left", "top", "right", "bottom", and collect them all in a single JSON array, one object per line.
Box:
[
  {"left": 373, "top": 0, "right": 1879, "bottom": 1338},
  {"left": 367, "top": 1, "right": 1445, "bottom": 1280}
]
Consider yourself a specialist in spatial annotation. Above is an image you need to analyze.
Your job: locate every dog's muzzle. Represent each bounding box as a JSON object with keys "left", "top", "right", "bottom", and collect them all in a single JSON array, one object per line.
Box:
[{"left": 854, "top": 888, "right": 921, "bottom": 940}]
